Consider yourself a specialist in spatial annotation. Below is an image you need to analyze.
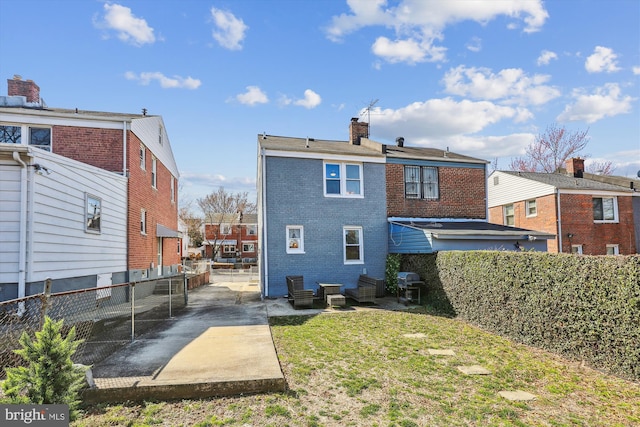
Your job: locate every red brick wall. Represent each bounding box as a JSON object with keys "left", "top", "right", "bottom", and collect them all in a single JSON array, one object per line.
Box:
[
  {"left": 53, "top": 125, "right": 123, "bottom": 172},
  {"left": 489, "top": 194, "right": 559, "bottom": 252},
  {"left": 386, "top": 164, "right": 486, "bottom": 219},
  {"left": 126, "top": 132, "right": 179, "bottom": 269},
  {"left": 559, "top": 193, "right": 636, "bottom": 255},
  {"left": 203, "top": 223, "right": 258, "bottom": 259},
  {"left": 489, "top": 193, "right": 636, "bottom": 254}
]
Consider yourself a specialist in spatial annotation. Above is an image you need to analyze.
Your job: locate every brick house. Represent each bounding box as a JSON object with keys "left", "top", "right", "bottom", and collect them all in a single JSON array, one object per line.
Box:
[
  {"left": 488, "top": 158, "right": 639, "bottom": 254},
  {"left": 0, "top": 76, "right": 181, "bottom": 299},
  {"left": 203, "top": 213, "right": 258, "bottom": 263},
  {"left": 257, "top": 119, "right": 553, "bottom": 298},
  {"left": 350, "top": 119, "right": 554, "bottom": 253}
]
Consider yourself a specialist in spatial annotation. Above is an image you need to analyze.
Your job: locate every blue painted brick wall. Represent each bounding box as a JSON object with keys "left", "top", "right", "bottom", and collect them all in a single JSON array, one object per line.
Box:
[{"left": 263, "top": 156, "right": 387, "bottom": 297}]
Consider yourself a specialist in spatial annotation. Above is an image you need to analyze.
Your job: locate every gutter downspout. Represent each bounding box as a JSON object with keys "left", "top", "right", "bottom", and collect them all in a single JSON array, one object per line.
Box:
[
  {"left": 12, "top": 151, "right": 28, "bottom": 301},
  {"left": 123, "top": 121, "right": 129, "bottom": 276},
  {"left": 556, "top": 187, "right": 563, "bottom": 253},
  {"left": 260, "top": 147, "right": 269, "bottom": 297}
]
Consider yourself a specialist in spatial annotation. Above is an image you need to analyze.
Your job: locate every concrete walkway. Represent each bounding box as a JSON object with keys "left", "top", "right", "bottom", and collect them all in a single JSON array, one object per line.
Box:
[
  {"left": 83, "top": 272, "right": 419, "bottom": 403},
  {"left": 84, "top": 279, "right": 286, "bottom": 403}
]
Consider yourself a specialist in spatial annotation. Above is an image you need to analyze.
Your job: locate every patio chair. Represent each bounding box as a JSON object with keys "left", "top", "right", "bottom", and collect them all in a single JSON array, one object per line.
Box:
[{"left": 286, "top": 275, "right": 314, "bottom": 308}]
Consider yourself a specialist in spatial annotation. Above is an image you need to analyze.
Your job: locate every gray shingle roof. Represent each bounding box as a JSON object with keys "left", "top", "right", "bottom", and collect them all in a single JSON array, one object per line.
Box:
[
  {"left": 258, "top": 134, "right": 384, "bottom": 158},
  {"left": 500, "top": 170, "right": 634, "bottom": 192}
]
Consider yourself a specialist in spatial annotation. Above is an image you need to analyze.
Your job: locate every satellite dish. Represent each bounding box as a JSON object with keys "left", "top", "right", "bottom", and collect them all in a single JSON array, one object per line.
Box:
[{"left": 637, "top": 170, "right": 640, "bottom": 178}]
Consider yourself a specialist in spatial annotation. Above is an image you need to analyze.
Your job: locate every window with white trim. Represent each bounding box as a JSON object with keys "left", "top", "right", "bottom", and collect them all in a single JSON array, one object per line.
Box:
[
  {"left": 140, "top": 144, "right": 146, "bottom": 170},
  {"left": 243, "top": 243, "right": 255, "bottom": 252},
  {"left": 223, "top": 244, "right": 236, "bottom": 254},
  {"left": 404, "top": 166, "right": 438, "bottom": 199},
  {"left": 141, "top": 209, "right": 147, "bottom": 234},
  {"left": 504, "top": 204, "right": 515, "bottom": 226},
  {"left": 286, "top": 225, "right": 304, "bottom": 254},
  {"left": 525, "top": 199, "right": 537, "bottom": 217},
  {"left": 85, "top": 194, "right": 101, "bottom": 233},
  {"left": 571, "top": 245, "right": 583, "bottom": 254},
  {"left": 0, "top": 125, "right": 51, "bottom": 151},
  {"left": 247, "top": 225, "right": 257, "bottom": 235},
  {"left": 151, "top": 156, "right": 157, "bottom": 188},
  {"left": 324, "top": 162, "right": 362, "bottom": 197},
  {"left": 606, "top": 244, "right": 619, "bottom": 255},
  {"left": 593, "top": 197, "right": 618, "bottom": 222},
  {"left": 343, "top": 226, "right": 363, "bottom": 264}
]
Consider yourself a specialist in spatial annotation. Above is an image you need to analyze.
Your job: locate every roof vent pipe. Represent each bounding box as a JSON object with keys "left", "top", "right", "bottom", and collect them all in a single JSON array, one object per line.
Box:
[{"left": 396, "top": 137, "right": 404, "bottom": 147}]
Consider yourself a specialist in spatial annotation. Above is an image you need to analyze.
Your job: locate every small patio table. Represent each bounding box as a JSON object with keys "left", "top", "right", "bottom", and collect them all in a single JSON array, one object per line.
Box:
[{"left": 317, "top": 283, "right": 342, "bottom": 300}]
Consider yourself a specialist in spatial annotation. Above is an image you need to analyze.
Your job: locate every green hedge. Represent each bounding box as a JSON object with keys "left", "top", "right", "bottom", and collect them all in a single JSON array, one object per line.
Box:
[{"left": 402, "top": 251, "right": 640, "bottom": 382}]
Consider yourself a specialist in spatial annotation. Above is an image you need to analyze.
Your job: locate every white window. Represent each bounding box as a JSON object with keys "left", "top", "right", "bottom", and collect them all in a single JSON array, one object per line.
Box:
[
  {"left": 221, "top": 224, "right": 231, "bottom": 234},
  {"left": 286, "top": 225, "right": 304, "bottom": 254},
  {"left": 606, "top": 244, "right": 619, "bottom": 255},
  {"left": 0, "top": 124, "right": 21, "bottom": 144},
  {"left": 504, "top": 204, "right": 515, "bottom": 226},
  {"left": 525, "top": 199, "right": 537, "bottom": 217},
  {"left": 170, "top": 177, "right": 175, "bottom": 203},
  {"left": 151, "top": 156, "right": 157, "bottom": 188},
  {"left": 247, "top": 225, "right": 257, "bottom": 235},
  {"left": 324, "top": 162, "right": 363, "bottom": 197},
  {"left": 593, "top": 197, "right": 618, "bottom": 222},
  {"left": 141, "top": 209, "right": 147, "bottom": 234},
  {"left": 140, "top": 144, "right": 146, "bottom": 170},
  {"left": 243, "top": 243, "right": 255, "bottom": 252},
  {"left": 404, "top": 166, "right": 438, "bottom": 200},
  {"left": 223, "top": 244, "right": 236, "bottom": 254},
  {"left": 343, "top": 226, "right": 363, "bottom": 264},
  {"left": 85, "top": 194, "right": 101, "bottom": 233},
  {"left": 571, "top": 245, "right": 583, "bottom": 254}
]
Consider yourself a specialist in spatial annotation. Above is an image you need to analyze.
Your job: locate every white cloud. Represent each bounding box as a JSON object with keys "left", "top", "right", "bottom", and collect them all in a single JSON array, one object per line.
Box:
[
  {"left": 210, "top": 7, "right": 248, "bottom": 50},
  {"left": 179, "top": 171, "right": 256, "bottom": 199},
  {"left": 557, "top": 83, "right": 635, "bottom": 123},
  {"left": 585, "top": 46, "right": 621, "bottom": 73},
  {"left": 442, "top": 65, "right": 560, "bottom": 106},
  {"left": 537, "top": 50, "right": 557, "bottom": 66},
  {"left": 235, "top": 86, "right": 268, "bottom": 106},
  {"left": 293, "top": 89, "right": 322, "bottom": 109},
  {"left": 632, "top": 66, "right": 640, "bottom": 75},
  {"left": 124, "top": 71, "right": 201, "bottom": 89},
  {"left": 94, "top": 3, "right": 156, "bottom": 46},
  {"left": 325, "top": 0, "right": 548, "bottom": 64},
  {"left": 466, "top": 36, "right": 482, "bottom": 53}
]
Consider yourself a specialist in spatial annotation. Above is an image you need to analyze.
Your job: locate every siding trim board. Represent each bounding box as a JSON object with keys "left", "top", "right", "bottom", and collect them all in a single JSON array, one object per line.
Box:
[{"left": 387, "top": 158, "right": 486, "bottom": 168}]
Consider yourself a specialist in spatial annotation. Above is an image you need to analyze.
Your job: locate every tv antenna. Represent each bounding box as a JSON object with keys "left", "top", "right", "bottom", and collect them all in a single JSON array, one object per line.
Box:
[{"left": 360, "top": 99, "right": 379, "bottom": 124}]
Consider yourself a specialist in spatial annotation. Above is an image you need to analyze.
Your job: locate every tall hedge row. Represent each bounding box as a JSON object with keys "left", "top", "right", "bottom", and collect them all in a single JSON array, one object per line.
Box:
[{"left": 402, "top": 252, "right": 640, "bottom": 382}]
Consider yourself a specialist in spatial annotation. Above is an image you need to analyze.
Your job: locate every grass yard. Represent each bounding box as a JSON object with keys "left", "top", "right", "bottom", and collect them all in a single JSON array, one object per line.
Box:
[{"left": 73, "top": 309, "right": 639, "bottom": 426}]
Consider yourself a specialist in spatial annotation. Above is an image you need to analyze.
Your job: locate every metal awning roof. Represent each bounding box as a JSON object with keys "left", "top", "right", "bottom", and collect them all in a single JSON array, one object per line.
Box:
[
  {"left": 389, "top": 220, "right": 556, "bottom": 240},
  {"left": 156, "top": 223, "right": 182, "bottom": 238}
]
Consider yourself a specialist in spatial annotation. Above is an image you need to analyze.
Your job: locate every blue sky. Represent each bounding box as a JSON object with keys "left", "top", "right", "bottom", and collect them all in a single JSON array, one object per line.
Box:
[{"left": 1, "top": 0, "right": 639, "bottom": 204}]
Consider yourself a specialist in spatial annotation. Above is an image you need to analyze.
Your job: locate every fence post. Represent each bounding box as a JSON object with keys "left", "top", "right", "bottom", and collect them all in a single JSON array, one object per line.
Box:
[
  {"left": 130, "top": 282, "right": 135, "bottom": 342},
  {"left": 183, "top": 273, "right": 188, "bottom": 305},
  {"left": 40, "top": 277, "right": 52, "bottom": 327},
  {"left": 168, "top": 276, "right": 172, "bottom": 318}
]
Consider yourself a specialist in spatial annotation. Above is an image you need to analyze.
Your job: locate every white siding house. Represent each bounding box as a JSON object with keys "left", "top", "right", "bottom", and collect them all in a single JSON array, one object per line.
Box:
[{"left": 0, "top": 145, "right": 127, "bottom": 300}]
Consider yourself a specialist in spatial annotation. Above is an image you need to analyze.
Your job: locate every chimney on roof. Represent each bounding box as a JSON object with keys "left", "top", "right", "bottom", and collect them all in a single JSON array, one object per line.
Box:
[
  {"left": 349, "top": 117, "right": 369, "bottom": 145},
  {"left": 396, "top": 137, "right": 404, "bottom": 147},
  {"left": 7, "top": 75, "right": 40, "bottom": 103},
  {"left": 566, "top": 157, "right": 585, "bottom": 178}
]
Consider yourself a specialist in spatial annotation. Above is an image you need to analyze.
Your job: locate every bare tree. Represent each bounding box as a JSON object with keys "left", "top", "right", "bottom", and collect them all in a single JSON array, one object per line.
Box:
[
  {"left": 197, "top": 187, "right": 256, "bottom": 260},
  {"left": 178, "top": 203, "right": 204, "bottom": 250},
  {"left": 510, "top": 123, "right": 593, "bottom": 173},
  {"left": 586, "top": 160, "right": 616, "bottom": 176}
]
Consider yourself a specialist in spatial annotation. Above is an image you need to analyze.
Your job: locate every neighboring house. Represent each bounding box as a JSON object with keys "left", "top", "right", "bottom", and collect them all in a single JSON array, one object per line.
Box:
[
  {"left": 257, "top": 118, "right": 552, "bottom": 298},
  {"left": 257, "top": 126, "right": 388, "bottom": 297},
  {"left": 488, "top": 158, "right": 639, "bottom": 255},
  {"left": 0, "top": 76, "right": 181, "bottom": 299},
  {"left": 203, "top": 213, "right": 258, "bottom": 262}
]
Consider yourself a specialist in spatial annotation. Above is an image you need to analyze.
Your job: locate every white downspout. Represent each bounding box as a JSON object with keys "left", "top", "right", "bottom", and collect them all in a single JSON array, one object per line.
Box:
[
  {"left": 260, "top": 147, "right": 269, "bottom": 297},
  {"left": 122, "top": 121, "right": 127, "bottom": 175},
  {"left": 12, "top": 151, "right": 28, "bottom": 300},
  {"left": 556, "top": 188, "right": 563, "bottom": 253}
]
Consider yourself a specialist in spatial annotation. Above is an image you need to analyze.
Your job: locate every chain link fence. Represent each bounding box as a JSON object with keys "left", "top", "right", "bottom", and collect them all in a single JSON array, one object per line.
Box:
[{"left": 0, "top": 274, "right": 188, "bottom": 379}]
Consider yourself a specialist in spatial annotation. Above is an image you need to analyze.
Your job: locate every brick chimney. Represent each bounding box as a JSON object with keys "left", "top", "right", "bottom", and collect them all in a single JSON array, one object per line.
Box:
[
  {"left": 7, "top": 75, "right": 40, "bottom": 103},
  {"left": 349, "top": 117, "right": 369, "bottom": 145},
  {"left": 566, "top": 157, "right": 585, "bottom": 178}
]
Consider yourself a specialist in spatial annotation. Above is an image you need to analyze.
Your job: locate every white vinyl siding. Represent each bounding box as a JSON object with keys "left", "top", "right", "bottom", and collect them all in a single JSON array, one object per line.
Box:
[
  {"left": 0, "top": 150, "right": 127, "bottom": 284},
  {"left": 488, "top": 171, "right": 555, "bottom": 208}
]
